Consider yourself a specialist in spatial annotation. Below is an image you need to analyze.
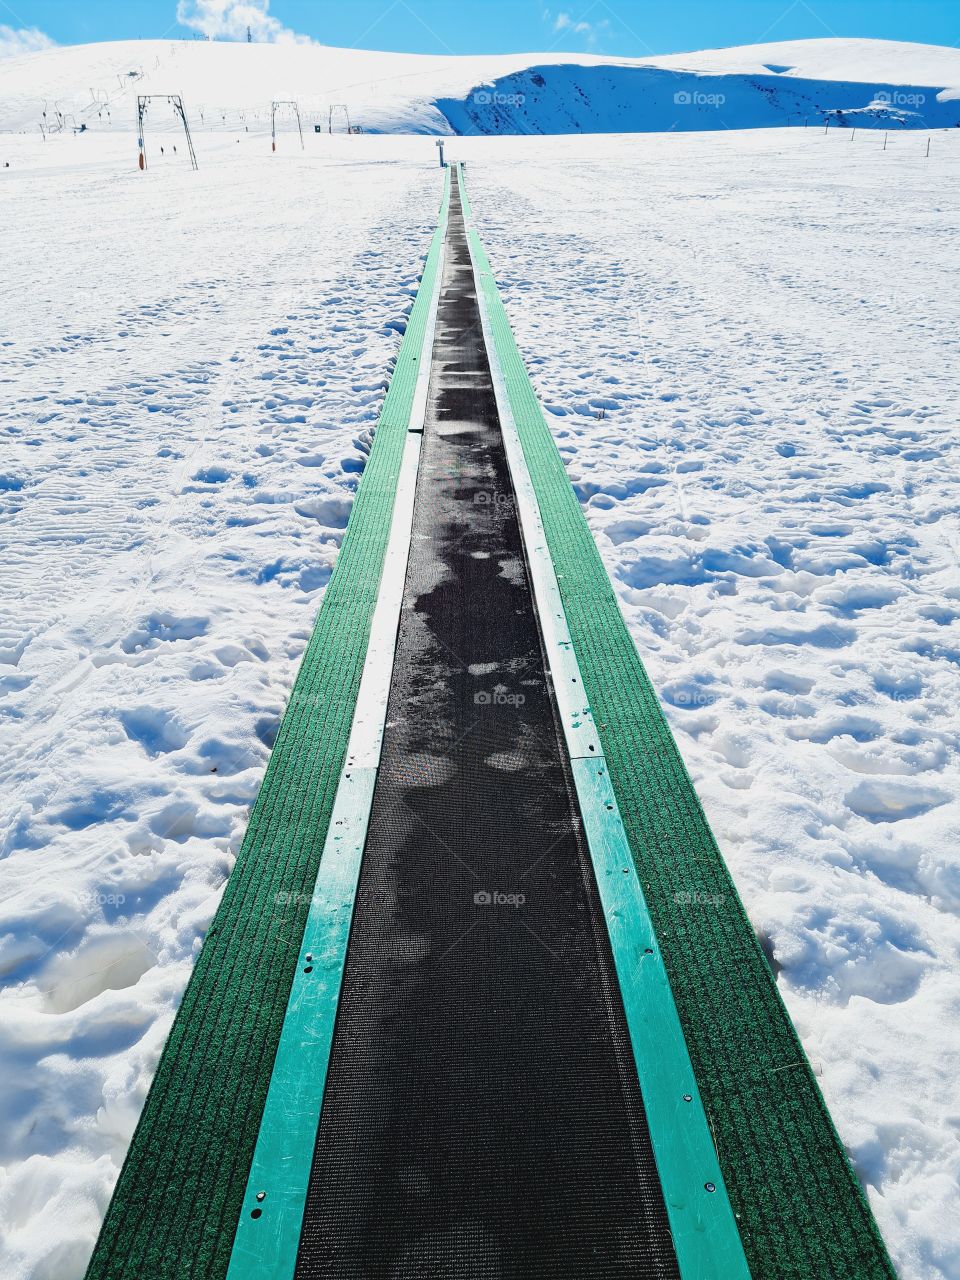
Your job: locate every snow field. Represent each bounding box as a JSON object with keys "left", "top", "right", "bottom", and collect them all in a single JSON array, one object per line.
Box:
[
  {"left": 458, "top": 126, "right": 960, "bottom": 1280},
  {"left": 0, "top": 130, "right": 436, "bottom": 1280},
  {"left": 0, "top": 119, "right": 958, "bottom": 1279}
]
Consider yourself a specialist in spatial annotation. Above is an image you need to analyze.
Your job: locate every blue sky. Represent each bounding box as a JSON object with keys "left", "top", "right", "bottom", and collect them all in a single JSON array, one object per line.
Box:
[{"left": 9, "top": 0, "right": 960, "bottom": 56}]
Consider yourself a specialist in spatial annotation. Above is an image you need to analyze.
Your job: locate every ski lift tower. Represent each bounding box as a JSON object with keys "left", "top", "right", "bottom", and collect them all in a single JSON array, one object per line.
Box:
[
  {"left": 136, "top": 94, "right": 199, "bottom": 171},
  {"left": 328, "top": 104, "right": 351, "bottom": 134},
  {"left": 271, "top": 100, "right": 304, "bottom": 152}
]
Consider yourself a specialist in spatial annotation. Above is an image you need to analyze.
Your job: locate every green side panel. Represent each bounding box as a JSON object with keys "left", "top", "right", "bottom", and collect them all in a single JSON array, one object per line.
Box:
[
  {"left": 84, "top": 169, "right": 450, "bottom": 1280},
  {"left": 463, "top": 168, "right": 895, "bottom": 1280}
]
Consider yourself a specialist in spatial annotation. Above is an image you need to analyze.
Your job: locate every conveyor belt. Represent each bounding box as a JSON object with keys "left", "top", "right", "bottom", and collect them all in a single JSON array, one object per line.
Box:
[
  {"left": 86, "top": 160, "right": 895, "bottom": 1280},
  {"left": 293, "top": 173, "right": 679, "bottom": 1278}
]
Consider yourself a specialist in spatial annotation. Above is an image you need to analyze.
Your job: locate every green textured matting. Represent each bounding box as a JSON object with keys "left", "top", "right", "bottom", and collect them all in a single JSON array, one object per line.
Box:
[
  {"left": 84, "top": 172, "right": 450, "bottom": 1280},
  {"left": 462, "top": 166, "right": 894, "bottom": 1280}
]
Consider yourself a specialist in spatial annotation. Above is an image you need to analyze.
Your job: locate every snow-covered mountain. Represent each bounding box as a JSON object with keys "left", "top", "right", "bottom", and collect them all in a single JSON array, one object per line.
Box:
[{"left": 1, "top": 36, "right": 959, "bottom": 135}]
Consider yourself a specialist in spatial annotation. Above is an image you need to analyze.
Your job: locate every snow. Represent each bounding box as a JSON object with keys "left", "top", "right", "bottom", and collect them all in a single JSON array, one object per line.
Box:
[
  {"left": 1, "top": 36, "right": 959, "bottom": 136},
  {"left": 461, "top": 127, "right": 960, "bottom": 1280},
  {"left": 1, "top": 67, "right": 960, "bottom": 1280},
  {"left": 652, "top": 36, "right": 960, "bottom": 86},
  {"left": 0, "top": 129, "right": 436, "bottom": 1279}
]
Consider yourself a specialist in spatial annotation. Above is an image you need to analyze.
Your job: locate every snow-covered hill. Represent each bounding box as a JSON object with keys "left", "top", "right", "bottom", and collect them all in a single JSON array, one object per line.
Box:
[{"left": 1, "top": 36, "right": 959, "bottom": 136}]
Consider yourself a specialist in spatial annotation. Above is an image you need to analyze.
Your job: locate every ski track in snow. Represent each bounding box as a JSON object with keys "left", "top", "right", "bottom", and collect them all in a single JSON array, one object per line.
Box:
[
  {"left": 465, "top": 129, "right": 960, "bottom": 1280},
  {"left": 0, "top": 125, "right": 958, "bottom": 1278},
  {"left": 0, "top": 131, "right": 434, "bottom": 1280}
]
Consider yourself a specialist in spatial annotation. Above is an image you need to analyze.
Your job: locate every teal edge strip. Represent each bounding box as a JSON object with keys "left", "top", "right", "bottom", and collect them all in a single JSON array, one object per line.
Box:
[
  {"left": 225, "top": 769, "right": 377, "bottom": 1277},
  {"left": 573, "top": 759, "right": 750, "bottom": 1280},
  {"left": 225, "top": 167, "right": 450, "bottom": 1280},
  {"left": 462, "top": 165, "right": 750, "bottom": 1280}
]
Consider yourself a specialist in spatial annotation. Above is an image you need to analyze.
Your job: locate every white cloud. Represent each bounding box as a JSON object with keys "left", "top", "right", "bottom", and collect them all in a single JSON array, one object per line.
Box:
[
  {"left": 553, "top": 12, "right": 592, "bottom": 36},
  {"left": 546, "top": 9, "right": 612, "bottom": 50},
  {"left": 0, "top": 24, "right": 56, "bottom": 59},
  {"left": 176, "top": 0, "right": 314, "bottom": 45}
]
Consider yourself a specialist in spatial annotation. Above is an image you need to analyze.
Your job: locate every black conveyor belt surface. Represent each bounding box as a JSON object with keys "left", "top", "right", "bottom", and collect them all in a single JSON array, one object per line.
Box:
[{"left": 294, "top": 175, "right": 679, "bottom": 1280}]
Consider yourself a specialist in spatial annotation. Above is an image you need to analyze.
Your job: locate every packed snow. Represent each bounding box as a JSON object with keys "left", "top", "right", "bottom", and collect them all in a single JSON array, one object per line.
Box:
[
  {"left": 463, "top": 127, "right": 960, "bottom": 1280},
  {"left": 1, "top": 41, "right": 960, "bottom": 1280},
  {"left": 1, "top": 36, "right": 959, "bottom": 136},
  {"left": 0, "top": 129, "right": 437, "bottom": 1279}
]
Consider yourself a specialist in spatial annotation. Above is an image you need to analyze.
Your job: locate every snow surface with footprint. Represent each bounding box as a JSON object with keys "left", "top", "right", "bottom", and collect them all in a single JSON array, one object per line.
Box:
[
  {"left": 1, "top": 125, "right": 959, "bottom": 1279},
  {"left": 463, "top": 128, "right": 960, "bottom": 1280},
  {"left": 0, "top": 131, "right": 436, "bottom": 1280}
]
